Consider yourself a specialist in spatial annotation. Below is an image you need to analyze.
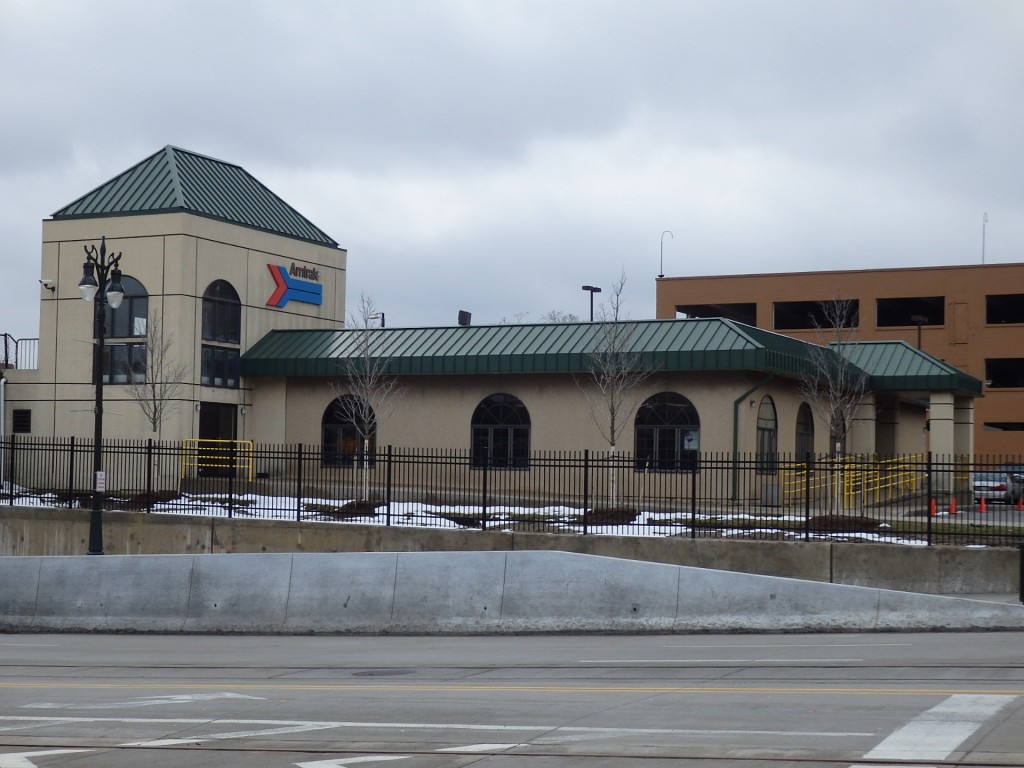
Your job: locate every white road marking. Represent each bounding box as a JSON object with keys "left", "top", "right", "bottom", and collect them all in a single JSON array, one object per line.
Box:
[
  {"left": 23, "top": 692, "right": 264, "bottom": 710},
  {"left": 661, "top": 643, "right": 911, "bottom": 648},
  {"left": 295, "top": 759, "right": 409, "bottom": 767},
  {"left": 861, "top": 694, "right": 1016, "bottom": 762},
  {"left": 437, "top": 744, "right": 519, "bottom": 752},
  {"left": 579, "top": 658, "right": 863, "bottom": 663},
  {"left": 123, "top": 722, "right": 341, "bottom": 746},
  {"left": 0, "top": 750, "right": 91, "bottom": 768},
  {"left": 0, "top": 714, "right": 872, "bottom": 739}
]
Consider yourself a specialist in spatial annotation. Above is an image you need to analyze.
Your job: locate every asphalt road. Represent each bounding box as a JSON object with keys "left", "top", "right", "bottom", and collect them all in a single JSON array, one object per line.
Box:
[{"left": 0, "top": 632, "right": 1022, "bottom": 766}]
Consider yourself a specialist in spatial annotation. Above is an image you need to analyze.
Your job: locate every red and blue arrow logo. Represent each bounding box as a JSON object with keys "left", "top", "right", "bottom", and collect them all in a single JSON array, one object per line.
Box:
[{"left": 267, "top": 264, "right": 323, "bottom": 307}]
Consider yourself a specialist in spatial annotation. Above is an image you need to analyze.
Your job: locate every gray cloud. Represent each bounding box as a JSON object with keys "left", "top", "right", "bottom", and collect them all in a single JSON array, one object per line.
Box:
[{"left": 0, "top": 0, "right": 1020, "bottom": 337}]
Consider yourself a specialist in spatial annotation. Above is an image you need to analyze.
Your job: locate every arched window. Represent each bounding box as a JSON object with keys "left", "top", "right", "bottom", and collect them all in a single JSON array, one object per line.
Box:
[
  {"left": 796, "top": 402, "right": 815, "bottom": 461},
  {"left": 202, "top": 280, "right": 241, "bottom": 343},
  {"left": 635, "top": 392, "right": 700, "bottom": 471},
  {"left": 471, "top": 393, "right": 530, "bottom": 468},
  {"left": 756, "top": 395, "right": 779, "bottom": 475},
  {"left": 201, "top": 281, "right": 241, "bottom": 389},
  {"left": 321, "top": 395, "right": 376, "bottom": 467},
  {"left": 100, "top": 275, "right": 148, "bottom": 384}
]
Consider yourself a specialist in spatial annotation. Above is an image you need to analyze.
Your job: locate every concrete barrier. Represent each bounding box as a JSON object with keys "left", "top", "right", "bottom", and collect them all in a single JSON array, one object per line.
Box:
[
  {"left": 0, "top": 551, "right": 1021, "bottom": 635},
  {"left": 0, "top": 507, "right": 1018, "bottom": 595}
]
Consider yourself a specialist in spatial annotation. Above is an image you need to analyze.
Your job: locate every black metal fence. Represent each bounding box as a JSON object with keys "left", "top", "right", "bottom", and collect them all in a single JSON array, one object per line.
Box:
[{"left": 2, "top": 435, "right": 1023, "bottom": 546}]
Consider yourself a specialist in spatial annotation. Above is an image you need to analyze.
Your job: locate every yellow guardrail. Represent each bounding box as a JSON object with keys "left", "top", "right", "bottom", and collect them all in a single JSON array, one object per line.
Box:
[
  {"left": 780, "top": 454, "right": 927, "bottom": 509},
  {"left": 180, "top": 439, "right": 255, "bottom": 480}
]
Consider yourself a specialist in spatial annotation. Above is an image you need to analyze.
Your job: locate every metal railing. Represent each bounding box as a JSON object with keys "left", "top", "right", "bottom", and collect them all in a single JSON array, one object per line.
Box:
[
  {"left": 0, "top": 335, "right": 38, "bottom": 370},
  {"left": 0, "top": 436, "right": 1021, "bottom": 546}
]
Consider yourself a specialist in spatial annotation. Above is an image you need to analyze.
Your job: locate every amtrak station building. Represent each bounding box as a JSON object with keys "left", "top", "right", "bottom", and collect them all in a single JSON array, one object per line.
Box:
[{"left": 1, "top": 146, "right": 981, "bottom": 482}]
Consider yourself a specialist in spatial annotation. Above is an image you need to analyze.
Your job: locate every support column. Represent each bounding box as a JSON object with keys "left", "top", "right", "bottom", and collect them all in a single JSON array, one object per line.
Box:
[
  {"left": 929, "top": 392, "right": 955, "bottom": 497},
  {"left": 848, "top": 393, "right": 876, "bottom": 455},
  {"left": 954, "top": 395, "right": 975, "bottom": 459}
]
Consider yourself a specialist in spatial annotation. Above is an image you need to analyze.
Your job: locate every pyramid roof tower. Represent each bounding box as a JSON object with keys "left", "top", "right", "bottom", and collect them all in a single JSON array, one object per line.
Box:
[{"left": 51, "top": 145, "right": 337, "bottom": 247}]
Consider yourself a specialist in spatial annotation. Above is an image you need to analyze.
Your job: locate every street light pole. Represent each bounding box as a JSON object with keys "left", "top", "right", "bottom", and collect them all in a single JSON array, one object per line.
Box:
[
  {"left": 581, "top": 285, "right": 602, "bottom": 322},
  {"left": 79, "top": 236, "right": 125, "bottom": 556},
  {"left": 910, "top": 314, "right": 928, "bottom": 350}
]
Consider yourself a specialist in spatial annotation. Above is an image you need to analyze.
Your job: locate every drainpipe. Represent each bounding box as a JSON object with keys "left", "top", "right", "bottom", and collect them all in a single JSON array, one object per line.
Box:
[{"left": 732, "top": 373, "right": 774, "bottom": 500}]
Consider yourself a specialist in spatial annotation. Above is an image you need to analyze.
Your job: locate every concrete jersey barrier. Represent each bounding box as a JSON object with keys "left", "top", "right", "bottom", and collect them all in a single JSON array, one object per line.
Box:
[{"left": 1, "top": 551, "right": 1022, "bottom": 634}]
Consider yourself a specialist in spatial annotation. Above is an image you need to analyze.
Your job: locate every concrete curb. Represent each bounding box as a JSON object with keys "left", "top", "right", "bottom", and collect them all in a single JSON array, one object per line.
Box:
[{"left": 1, "top": 551, "right": 1022, "bottom": 634}]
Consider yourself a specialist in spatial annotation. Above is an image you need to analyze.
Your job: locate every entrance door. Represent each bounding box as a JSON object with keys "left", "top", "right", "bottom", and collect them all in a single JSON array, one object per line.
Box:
[
  {"left": 198, "top": 403, "right": 238, "bottom": 477},
  {"left": 199, "top": 403, "right": 237, "bottom": 441}
]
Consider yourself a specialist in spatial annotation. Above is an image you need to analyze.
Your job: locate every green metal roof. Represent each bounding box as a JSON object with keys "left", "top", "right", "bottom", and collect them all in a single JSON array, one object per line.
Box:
[
  {"left": 240, "top": 318, "right": 812, "bottom": 379},
  {"left": 241, "top": 318, "right": 981, "bottom": 396},
  {"left": 837, "top": 340, "right": 982, "bottom": 396},
  {"left": 51, "top": 146, "right": 338, "bottom": 247}
]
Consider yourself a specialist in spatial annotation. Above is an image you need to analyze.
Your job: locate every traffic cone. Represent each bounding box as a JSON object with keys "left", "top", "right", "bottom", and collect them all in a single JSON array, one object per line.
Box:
[
  {"left": 979, "top": 497, "right": 987, "bottom": 513},
  {"left": 929, "top": 498, "right": 937, "bottom": 516},
  {"left": 949, "top": 497, "right": 957, "bottom": 515},
  {"left": 1017, "top": 497, "right": 1023, "bottom": 512}
]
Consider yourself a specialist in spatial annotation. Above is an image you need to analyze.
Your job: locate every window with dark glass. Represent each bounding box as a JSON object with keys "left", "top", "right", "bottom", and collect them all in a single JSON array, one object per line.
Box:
[
  {"left": 200, "top": 281, "right": 241, "bottom": 389},
  {"left": 987, "top": 294, "right": 1024, "bottom": 325},
  {"left": 321, "top": 395, "right": 376, "bottom": 467},
  {"left": 756, "top": 396, "right": 778, "bottom": 475},
  {"left": 795, "top": 402, "right": 815, "bottom": 461},
  {"left": 202, "top": 280, "right": 241, "bottom": 343},
  {"left": 102, "top": 343, "right": 147, "bottom": 384},
  {"left": 634, "top": 392, "right": 700, "bottom": 471},
  {"left": 774, "top": 299, "right": 860, "bottom": 330},
  {"left": 471, "top": 394, "right": 530, "bottom": 468},
  {"left": 96, "top": 275, "right": 148, "bottom": 384},
  {"left": 985, "top": 359, "right": 1024, "bottom": 389},
  {"left": 200, "top": 346, "right": 239, "bottom": 389},
  {"left": 103, "top": 275, "right": 148, "bottom": 339},
  {"left": 876, "top": 296, "right": 944, "bottom": 327},
  {"left": 11, "top": 409, "right": 30, "bottom": 434}
]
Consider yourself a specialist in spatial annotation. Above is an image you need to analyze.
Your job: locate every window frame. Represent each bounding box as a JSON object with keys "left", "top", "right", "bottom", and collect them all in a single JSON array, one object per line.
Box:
[{"left": 471, "top": 393, "right": 531, "bottom": 469}]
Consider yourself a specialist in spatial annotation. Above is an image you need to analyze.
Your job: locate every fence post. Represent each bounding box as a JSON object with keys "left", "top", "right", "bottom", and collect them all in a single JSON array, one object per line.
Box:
[
  {"left": 295, "top": 444, "right": 303, "bottom": 522},
  {"left": 7, "top": 434, "right": 15, "bottom": 506},
  {"left": 480, "top": 456, "right": 489, "bottom": 531},
  {"left": 385, "top": 445, "right": 393, "bottom": 527},
  {"left": 227, "top": 449, "right": 235, "bottom": 519},
  {"left": 582, "top": 449, "right": 589, "bottom": 535},
  {"left": 926, "top": 452, "right": 933, "bottom": 546},
  {"left": 65, "top": 436, "right": 75, "bottom": 509},
  {"left": 690, "top": 458, "right": 698, "bottom": 539},
  {"left": 146, "top": 439, "right": 153, "bottom": 512},
  {"left": 803, "top": 451, "right": 812, "bottom": 541}
]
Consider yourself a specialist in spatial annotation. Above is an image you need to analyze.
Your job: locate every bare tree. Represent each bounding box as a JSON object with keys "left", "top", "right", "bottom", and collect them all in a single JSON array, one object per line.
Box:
[
  {"left": 126, "top": 313, "right": 187, "bottom": 436},
  {"left": 796, "top": 298, "right": 871, "bottom": 512},
  {"left": 797, "top": 298, "right": 870, "bottom": 454},
  {"left": 330, "top": 294, "right": 404, "bottom": 501},
  {"left": 577, "top": 272, "right": 654, "bottom": 507},
  {"left": 541, "top": 309, "right": 581, "bottom": 323}
]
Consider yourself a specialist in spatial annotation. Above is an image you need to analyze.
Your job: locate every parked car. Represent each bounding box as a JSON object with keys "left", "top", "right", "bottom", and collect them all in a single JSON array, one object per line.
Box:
[
  {"left": 1000, "top": 464, "right": 1024, "bottom": 504},
  {"left": 973, "top": 470, "right": 1013, "bottom": 504}
]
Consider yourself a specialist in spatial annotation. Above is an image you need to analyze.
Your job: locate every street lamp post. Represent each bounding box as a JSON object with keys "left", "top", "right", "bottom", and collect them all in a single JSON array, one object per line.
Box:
[
  {"left": 79, "top": 236, "right": 125, "bottom": 556},
  {"left": 581, "top": 285, "right": 602, "bottom": 322},
  {"left": 910, "top": 314, "right": 928, "bottom": 350}
]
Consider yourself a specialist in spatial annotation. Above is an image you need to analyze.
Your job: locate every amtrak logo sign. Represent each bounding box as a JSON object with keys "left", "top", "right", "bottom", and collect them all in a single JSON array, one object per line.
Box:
[{"left": 266, "top": 263, "right": 323, "bottom": 307}]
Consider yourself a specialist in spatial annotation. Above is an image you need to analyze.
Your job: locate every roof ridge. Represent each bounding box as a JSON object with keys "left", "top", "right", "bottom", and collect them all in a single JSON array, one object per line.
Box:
[{"left": 163, "top": 146, "right": 186, "bottom": 208}]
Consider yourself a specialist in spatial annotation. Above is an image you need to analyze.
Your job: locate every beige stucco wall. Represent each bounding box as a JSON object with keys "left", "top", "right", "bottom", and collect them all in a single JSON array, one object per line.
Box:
[
  {"left": 5, "top": 213, "right": 345, "bottom": 442},
  {"left": 253, "top": 369, "right": 843, "bottom": 457}
]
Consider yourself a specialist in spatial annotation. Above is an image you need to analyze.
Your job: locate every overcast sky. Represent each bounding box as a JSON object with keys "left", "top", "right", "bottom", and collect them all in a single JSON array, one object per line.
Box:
[{"left": 1, "top": 0, "right": 1021, "bottom": 339}]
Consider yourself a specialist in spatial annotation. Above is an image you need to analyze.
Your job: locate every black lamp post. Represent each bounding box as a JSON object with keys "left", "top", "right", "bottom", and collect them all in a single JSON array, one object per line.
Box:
[
  {"left": 79, "top": 236, "right": 125, "bottom": 556},
  {"left": 581, "top": 285, "right": 602, "bottom": 321},
  {"left": 910, "top": 314, "right": 928, "bottom": 350}
]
